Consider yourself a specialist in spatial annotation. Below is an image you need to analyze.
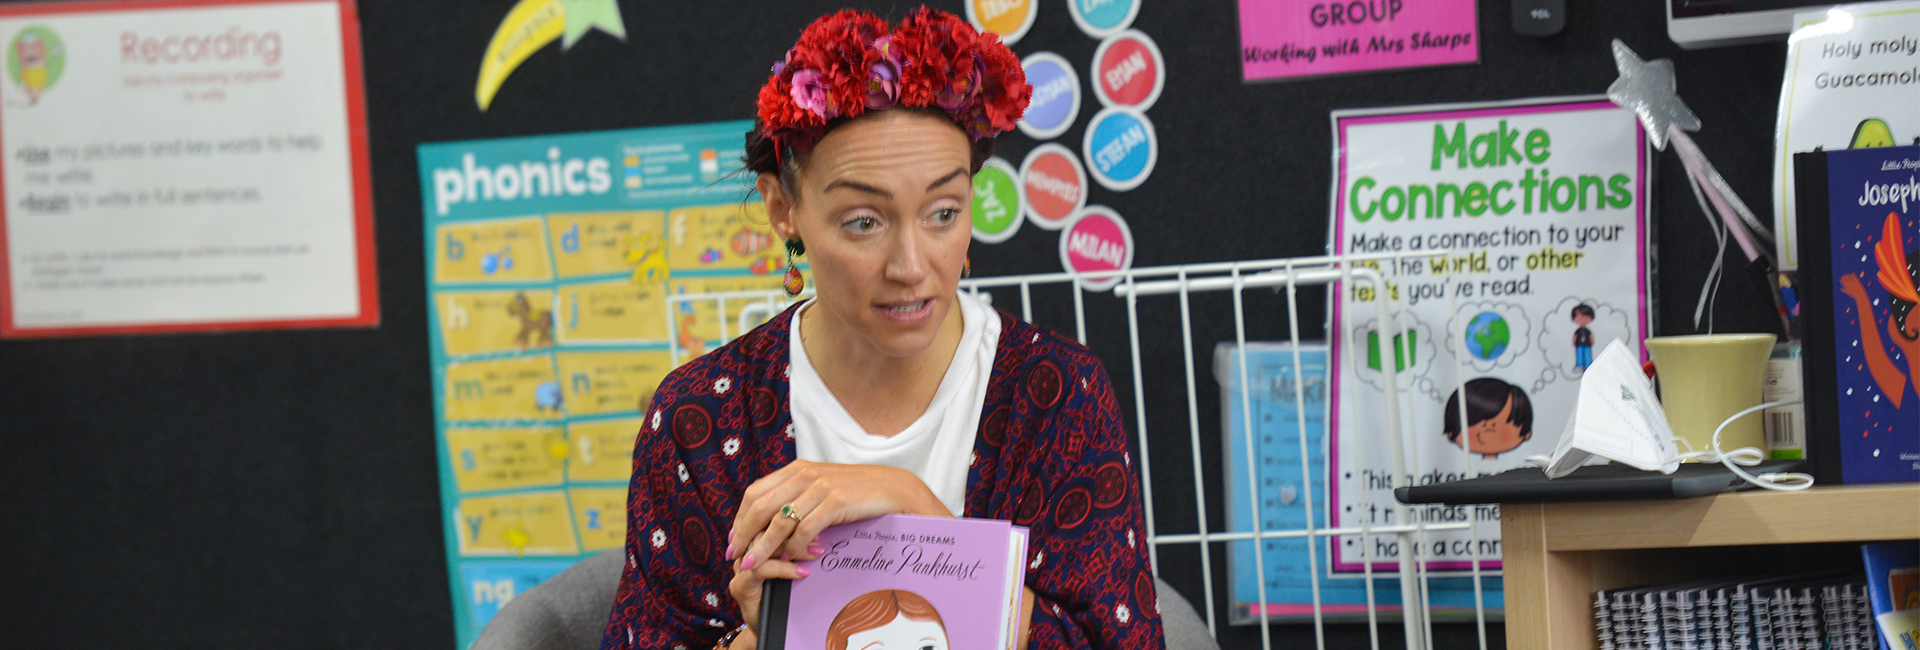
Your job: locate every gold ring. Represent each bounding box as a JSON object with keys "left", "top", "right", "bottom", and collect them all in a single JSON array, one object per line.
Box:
[{"left": 779, "top": 503, "right": 801, "bottom": 521}]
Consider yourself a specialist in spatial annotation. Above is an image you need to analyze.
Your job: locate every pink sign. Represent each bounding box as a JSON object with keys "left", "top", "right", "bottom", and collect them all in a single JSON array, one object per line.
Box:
[
  {"left": 1057, "top": 206, "right": 1133, "bottom": 292},
  {"left": 1238, "top": 0, "right": 1479, "bottom": 82}
]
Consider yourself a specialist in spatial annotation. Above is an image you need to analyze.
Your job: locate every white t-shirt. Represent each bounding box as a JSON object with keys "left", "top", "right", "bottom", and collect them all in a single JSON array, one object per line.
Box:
[{"left": 788, "top": 292, "right": 1001, "bottom": 516}]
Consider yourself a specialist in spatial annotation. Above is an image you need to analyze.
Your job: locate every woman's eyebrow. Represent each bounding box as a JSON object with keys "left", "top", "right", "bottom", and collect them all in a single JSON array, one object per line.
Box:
[
  {"left": 822, "top": 179, "right": 891, "bottom": 198},
  {"left": 925, "top": 168, "right": 968, "bottom": 191},
  {"left": 859, "top": 642, "right": 884, "bottom": 650},
  {"left": 821, "top": 168, "right": 968, "bottom": 197}
]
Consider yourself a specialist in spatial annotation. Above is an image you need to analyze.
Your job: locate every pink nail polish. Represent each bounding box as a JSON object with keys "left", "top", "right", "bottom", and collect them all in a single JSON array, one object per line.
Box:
[
  {"left": 725, "top": 543, "right": 736, "bottom": 561},
  {"left": 741, "top": 555, "right": 755, "bottom": 571},
  {"left": 807, "top": 545, "right": 825, "bottom": 555},
  {"left": 796, "top": 567, "right": 810, "bottom": 578}
]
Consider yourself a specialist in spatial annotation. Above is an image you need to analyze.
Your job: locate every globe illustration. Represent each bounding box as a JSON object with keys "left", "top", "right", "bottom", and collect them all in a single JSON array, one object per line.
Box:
[{"left": 1465, "top": 311, "right": 1510, "bottom": 360}]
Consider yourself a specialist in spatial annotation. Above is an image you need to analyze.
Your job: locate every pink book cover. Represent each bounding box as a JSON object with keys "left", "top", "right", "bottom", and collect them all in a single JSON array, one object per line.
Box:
[{"left": 759, "top": 514, "right": 1030, "bottom": 650}]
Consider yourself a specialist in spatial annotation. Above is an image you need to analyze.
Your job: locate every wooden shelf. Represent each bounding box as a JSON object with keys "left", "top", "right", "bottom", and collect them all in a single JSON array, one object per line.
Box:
[{"left": 1501, "top": 484, "right": 1920, "bottom": 650}]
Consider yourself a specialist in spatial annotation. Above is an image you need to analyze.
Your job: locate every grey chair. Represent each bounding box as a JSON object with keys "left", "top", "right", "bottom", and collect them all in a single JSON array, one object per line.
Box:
[{"left": 473, "top": 549, "right": 1220, "bottom": 650}]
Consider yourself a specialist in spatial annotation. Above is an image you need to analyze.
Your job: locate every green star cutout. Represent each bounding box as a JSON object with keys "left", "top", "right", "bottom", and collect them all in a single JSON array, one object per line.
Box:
[{"left": 560, "top": 0, "right": 626, "bottom": 50}]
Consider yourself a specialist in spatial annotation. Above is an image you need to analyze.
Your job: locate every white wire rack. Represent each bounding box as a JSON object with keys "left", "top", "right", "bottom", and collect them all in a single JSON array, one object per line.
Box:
[{"left": 664, "top": 252, "right": 1496, "bottom": 650}]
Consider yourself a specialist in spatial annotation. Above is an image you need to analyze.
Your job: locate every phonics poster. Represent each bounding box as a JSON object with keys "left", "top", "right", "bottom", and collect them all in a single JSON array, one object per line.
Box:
[
  {"left": 420, "top": 120, "right": 783, "bottom": 647},
  {"left": 0, "top": 0, "right": 375, "bottom": 337},
  {"left": 1327, "top": 97, "right": 1651, "bottom": 573}
]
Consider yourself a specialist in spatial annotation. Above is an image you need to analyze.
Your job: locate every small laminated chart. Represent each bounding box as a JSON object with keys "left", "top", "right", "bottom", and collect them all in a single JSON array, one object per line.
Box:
[{"left": 1218, "top": 343, "right": 1503, "bottom": 624}]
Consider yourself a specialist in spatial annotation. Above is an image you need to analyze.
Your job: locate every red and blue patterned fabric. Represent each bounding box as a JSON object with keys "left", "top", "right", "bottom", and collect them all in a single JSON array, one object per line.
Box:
[{"left": 599, "top": 304, "right": 1164, "bottom": 649}]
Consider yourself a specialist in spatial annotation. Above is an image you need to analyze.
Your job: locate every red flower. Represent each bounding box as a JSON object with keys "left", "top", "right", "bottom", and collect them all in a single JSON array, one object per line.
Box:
[{"left": 755, "top": 7, "right": 1032, "bottom": 152}]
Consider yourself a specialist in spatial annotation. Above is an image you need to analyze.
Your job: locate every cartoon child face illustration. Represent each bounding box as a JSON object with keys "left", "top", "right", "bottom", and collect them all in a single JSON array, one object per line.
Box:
[
  {"left": 1571, "top": 304, "right": 1594, "bottom": 327},
  {"left": 1443, "top": 377, "right": 1534, "bottom": 459},
  {"left": 827, "top": 590, "right": 948, "bottom": 650}
]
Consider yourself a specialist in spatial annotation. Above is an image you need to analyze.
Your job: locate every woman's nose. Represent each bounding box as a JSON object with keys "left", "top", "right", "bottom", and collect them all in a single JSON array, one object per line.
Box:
[{"left": 884, "top": 231, "right": 931, "bottom": 284}]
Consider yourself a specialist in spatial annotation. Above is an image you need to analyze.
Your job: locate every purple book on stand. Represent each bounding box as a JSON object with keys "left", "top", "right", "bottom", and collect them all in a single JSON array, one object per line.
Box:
[{"left": 757, "top": 514, "right": 1030, "bottom": 650}]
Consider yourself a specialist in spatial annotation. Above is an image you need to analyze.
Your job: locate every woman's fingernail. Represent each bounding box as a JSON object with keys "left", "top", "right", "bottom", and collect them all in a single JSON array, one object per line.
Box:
[
  {"left": 741, "top": 555, "right": 755, "bottom": 571},
  {"left": 807, "top": 545, "right": 825, "bottom": 555},
  {"left": 725, "top": 543, "right": 736, "bottom": 561},
  {"left": 796, "top": 567, "right": 810, "bottom": 578}
]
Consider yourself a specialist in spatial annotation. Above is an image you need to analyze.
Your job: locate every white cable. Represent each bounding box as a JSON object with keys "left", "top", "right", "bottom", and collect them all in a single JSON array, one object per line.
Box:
[{"left": 1671, "top": 399, "right": 1814, "bottom": 491}]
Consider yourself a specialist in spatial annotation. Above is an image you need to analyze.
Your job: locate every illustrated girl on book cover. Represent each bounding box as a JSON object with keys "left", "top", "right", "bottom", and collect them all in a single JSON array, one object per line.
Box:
[
  {"left": 826, "top": 590, "right": 947, "bottom": 650},
  {"left": 1838, "top": 212, "right": 1920, "bottom": 409}
]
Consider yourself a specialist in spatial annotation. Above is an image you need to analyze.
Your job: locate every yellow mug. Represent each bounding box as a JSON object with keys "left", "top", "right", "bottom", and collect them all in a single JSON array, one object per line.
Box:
[{"left": 1644, "top": 333, "right": 1778, "bottom": 457}]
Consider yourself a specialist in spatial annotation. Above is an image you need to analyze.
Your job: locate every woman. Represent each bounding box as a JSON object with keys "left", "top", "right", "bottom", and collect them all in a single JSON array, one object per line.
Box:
[{"left": 599, "top": 9, "right": 1162, "bottom": 650}]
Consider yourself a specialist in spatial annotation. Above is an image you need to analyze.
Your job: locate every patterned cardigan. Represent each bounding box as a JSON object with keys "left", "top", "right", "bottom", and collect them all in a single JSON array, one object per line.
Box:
[{"left": 600, "top": 304, "right": 1164, "bottom": 649}]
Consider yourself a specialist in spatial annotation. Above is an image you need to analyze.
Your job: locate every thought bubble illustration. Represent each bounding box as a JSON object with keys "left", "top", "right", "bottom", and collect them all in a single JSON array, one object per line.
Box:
[
  {"left": 1533, "top": 296, "right": 1634, "bottom": 393},
  {"left": 1348, "top": 316, "right": 1436, "bottom": 398},
  {"left": 1444, "top": 302, "right": 1533, "bottom": 374}
]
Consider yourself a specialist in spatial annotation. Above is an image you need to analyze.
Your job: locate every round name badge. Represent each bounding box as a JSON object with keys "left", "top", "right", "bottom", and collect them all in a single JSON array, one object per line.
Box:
[
  {"left": 1017, "top": 52, "right": 1081, "bottom": 141},
  {"left": 1082, "top": 106, "right": 1156, "bottom": 192},
  {"left": 971, "top": 157, "right": 1025, "bottom": 244},
  {"left": 1058, "top": 206, "right": 1134, "bottom": 292},
  {"left": 966, "top": 0, "right": 1038, "bottom": 45},
  {"left": 1091, "top": 30, "right": 1164, "bottom": 111},
  {"left": 1067, "top": 0, "right": 1140, "bottom": 39},
  {"left": 1019, "top": 144, "right": 1087, "bottom": 230}
]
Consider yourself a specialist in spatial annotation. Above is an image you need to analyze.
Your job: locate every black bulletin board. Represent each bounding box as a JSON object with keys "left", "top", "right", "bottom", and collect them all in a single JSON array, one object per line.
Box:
[{"left": 1, "top": 0, "right": 1791, "bottom": 647}]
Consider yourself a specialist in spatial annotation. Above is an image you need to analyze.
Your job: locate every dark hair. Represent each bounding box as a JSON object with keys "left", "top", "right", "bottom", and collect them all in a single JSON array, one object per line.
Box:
[
  {"left": 1443, "top": 377, "right": 1533, "bottom": 442},
  {"left": 1569, "top": 304, "right": 1595, "bottom": 320},
  {"left": 742, "top": 107, "right": 996, "bottom": 208}
]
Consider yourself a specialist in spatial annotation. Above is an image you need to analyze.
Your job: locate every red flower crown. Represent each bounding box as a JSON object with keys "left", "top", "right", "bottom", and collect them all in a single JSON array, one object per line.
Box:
[{"left": 757, "top": 8, "right": 1032, "bottom": 155}]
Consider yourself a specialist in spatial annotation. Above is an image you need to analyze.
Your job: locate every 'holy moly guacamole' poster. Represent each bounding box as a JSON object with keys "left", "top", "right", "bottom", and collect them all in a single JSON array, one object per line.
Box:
[{"left": 1327, "top": 97, "right": 1651, "bottom": 573}]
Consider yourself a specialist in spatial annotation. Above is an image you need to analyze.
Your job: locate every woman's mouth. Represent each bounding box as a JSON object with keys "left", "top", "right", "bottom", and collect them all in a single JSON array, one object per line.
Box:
[{"left": 877, "top": 299, "right": 935, "bottom": 325}]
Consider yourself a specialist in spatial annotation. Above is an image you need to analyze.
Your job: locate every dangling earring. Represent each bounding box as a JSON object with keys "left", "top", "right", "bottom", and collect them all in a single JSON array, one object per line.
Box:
[
  {"left": 963, "top": 256, "right": 971, "bottom": 279},
  {"left": 782, "top": 238, "right": 805, "bottom": 296}
]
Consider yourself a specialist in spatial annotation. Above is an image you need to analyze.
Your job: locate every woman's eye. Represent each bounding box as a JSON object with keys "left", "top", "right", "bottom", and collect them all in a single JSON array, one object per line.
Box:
[
  {"left": 844, "top": 216, "right": 879, "bottom": 234},
  {"left": 929, "top": 208, "right": 959, "bottom": 226}
]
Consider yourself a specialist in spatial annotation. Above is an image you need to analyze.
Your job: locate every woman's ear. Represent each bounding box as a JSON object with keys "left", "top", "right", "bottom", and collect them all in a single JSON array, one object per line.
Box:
[{"left": 759, "top": 172, "right": 796, "bottom": 240}]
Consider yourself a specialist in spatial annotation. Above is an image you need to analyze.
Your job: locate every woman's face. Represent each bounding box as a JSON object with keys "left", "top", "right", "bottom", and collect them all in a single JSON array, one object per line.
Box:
[
  {"left": 842, "top": 613, "right": 948, "bottom": 650},
  {"left": 764, "top": 110, "right": 973, "bottom": 359}
]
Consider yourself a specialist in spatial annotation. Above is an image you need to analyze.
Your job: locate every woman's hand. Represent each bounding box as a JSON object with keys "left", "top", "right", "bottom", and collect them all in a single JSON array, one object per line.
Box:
[{"left": 724, "top": 460, "right": 949, "bottom": 635}]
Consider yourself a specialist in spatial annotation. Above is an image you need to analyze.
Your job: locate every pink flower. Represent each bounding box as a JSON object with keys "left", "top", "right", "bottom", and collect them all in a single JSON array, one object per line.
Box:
[
  {"left": 789, "top": 69, "right": 838, "bottom": 119},
  {"left": 866, "top": 60, "right": 899, "bottom": 109}
]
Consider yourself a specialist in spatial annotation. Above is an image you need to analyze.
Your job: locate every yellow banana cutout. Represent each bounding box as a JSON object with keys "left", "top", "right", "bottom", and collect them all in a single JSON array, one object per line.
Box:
[{"left": 475, "top": 0, "right": 626, "bottom": 111}]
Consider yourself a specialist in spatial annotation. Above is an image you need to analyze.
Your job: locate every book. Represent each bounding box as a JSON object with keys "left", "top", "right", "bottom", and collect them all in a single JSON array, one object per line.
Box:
[
  {"left": 755, "top": 514, "right": 1029, "bottom": 650},
  {"left": 1863, "top": 541, "right": 1920, "bottom": 650},
  {"left": 1791, "top": 144, "right": 1920, "bottom": 484}
]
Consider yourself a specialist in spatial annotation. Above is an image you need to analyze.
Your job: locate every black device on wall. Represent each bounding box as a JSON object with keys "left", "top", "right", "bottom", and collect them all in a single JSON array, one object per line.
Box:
[
  {"left": 1513, "top": 0, "right": 1566, "bottom": 36},
  {"left": 1667, "top": 0, "right": 1838, "bottom": 48}
]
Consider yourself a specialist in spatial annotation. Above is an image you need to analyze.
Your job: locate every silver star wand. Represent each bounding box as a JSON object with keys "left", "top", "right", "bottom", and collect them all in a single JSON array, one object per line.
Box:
[{"left": 1607, "top": 40, "right": 1788, "bottom": 334}]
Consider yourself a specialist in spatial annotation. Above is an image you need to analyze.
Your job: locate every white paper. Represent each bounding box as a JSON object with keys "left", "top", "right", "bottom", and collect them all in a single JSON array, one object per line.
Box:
[
  {"left": 1, "top": 1, "right": 371, "bottom": 334},
  {"left": 1772, "top": 1, "right": 1920, "bottom": 270},
  {"left": 1541, "top": 340, "right": 1678, "bottom": 477}
]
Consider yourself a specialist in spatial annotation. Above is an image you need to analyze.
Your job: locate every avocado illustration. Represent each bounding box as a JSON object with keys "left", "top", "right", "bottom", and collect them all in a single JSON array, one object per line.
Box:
[{"left": 1850, "top": 118, "right": 1897, "bottom": 149}]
